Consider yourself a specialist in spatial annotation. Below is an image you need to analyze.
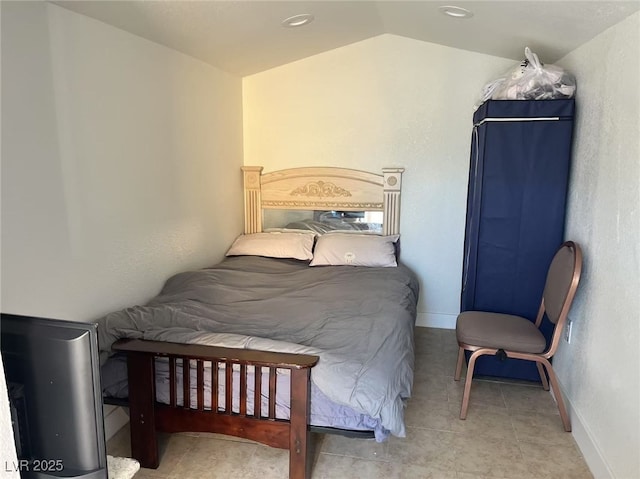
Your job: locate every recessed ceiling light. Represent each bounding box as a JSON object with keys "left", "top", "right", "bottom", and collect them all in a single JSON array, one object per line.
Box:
[
  {"left": 438, "top": 5, "right": 474, "bottom": 19},
  {"left": 281, "top": 14, "right": 314, "bottom": 28}
]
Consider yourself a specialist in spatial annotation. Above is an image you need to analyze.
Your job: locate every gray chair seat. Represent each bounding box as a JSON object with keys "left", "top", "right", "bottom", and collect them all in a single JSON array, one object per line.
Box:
[{"left": 456, "top": 311, "right": 547, "bottom": 354}]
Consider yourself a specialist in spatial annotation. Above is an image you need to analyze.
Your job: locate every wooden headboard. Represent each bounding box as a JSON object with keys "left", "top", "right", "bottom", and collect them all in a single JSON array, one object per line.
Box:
[{"left": 242, "top": 166, "right": 404, "bottom": 235}]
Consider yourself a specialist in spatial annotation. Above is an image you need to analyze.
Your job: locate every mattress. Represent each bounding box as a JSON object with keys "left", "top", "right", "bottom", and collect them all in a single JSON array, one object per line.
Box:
[{"left": 98, "top": 255, "right": 419, "bottom": 438}]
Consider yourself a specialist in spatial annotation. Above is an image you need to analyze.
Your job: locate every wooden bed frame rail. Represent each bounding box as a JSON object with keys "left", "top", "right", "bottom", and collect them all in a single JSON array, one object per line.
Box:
[{"left": 112, "top": 339, "right": 319, "bottom": 479}]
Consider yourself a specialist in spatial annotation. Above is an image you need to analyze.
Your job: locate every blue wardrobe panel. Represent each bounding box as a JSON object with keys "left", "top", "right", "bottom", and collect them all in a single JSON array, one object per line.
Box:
[{"left": 461, "top": 99, "right": 575, "bottom": 381}]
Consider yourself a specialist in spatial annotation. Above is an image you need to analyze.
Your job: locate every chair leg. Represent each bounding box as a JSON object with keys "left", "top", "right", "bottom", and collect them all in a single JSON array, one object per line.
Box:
[
  {"left": 454, "top": 347, "right": 465, "bottom": 381},
  {"left": 536, "top": 362, "right": 550, "bottom": 391},
  {"left": 460, "top": 350, "right": 481, "bottom": 420},
  {"left": 539, "top": 358, "right": 571, "bottom": 432}
]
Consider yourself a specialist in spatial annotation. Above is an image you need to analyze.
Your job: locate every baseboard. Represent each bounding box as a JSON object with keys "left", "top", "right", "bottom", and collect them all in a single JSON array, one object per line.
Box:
[
  {"left": 415, "top": 312, "right": 457, "bottom": 329},
  {"left": 103, "top": 405, "right": 130, "bottom": 441},
  {"left": 553, "top": 381, "right": 613, "bottom": 479}
]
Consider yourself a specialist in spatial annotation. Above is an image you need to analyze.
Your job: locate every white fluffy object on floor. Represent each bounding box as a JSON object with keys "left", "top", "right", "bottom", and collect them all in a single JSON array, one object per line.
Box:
[{"left": 107, "top": 455, "right": 140, "bottom": 479}]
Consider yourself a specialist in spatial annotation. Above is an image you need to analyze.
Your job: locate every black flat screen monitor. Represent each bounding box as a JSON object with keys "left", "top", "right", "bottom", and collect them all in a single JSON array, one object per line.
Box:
[{"left": 1, "top": 313, "right": 108, "bottom": 479}]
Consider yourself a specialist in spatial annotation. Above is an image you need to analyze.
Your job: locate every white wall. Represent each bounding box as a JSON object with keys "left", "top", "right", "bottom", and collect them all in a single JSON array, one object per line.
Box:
[
  {"left": 554, "top": 12, "right": 640, "bottom": 479},
  {"left": 243, "top": 34, "right": 513, "bottom": 328},
  {"left": 0, "top": 1, "right": 244, "bottom": 448},
  {"left": 1, "top": 2, "right": 244, "bottom": 321}
]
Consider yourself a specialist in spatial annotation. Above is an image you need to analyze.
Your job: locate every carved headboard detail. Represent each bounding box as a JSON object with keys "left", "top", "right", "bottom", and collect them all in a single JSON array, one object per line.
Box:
[{"left": 241, "top": 166, "right": 404, "bottom": 235}]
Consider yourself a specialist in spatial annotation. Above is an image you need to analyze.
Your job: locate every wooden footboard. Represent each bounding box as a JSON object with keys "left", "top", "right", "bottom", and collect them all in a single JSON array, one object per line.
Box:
[{"left": 112, "top": 339, "right": 319, "bottom": 479}]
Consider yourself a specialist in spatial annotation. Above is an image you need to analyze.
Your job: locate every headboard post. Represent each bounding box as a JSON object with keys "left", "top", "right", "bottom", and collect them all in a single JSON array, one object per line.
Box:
[
  {"left": 242, "top": 166, "right": 264, "bottom": 234},
  {"left": 382, "top": 168, "right": 404, "bottom": 236}
]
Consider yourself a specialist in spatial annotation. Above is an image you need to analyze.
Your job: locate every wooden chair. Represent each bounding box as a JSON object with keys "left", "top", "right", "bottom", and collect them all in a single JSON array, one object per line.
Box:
[{"left": 454, "top": 241, "right": 583, "bottom": 431}]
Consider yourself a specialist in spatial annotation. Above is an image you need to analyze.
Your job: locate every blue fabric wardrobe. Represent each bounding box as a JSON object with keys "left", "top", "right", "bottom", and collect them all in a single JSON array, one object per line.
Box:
[{"left": 461, "top": 99, "right": 575, "bottom": 381}]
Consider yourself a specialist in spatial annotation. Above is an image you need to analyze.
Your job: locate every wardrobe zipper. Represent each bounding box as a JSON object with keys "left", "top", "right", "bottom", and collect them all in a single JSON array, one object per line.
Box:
[{"left": 474, "top": 116, "right": 560, "bottom": 127}]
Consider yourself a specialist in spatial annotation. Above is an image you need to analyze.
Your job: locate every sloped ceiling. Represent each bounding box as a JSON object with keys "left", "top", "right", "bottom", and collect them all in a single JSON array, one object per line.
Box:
[{"left": 53, "top": 1, "right": 640, "bottom": 76}]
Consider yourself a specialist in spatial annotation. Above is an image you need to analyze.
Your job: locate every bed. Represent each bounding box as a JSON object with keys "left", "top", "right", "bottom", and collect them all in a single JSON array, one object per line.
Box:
[{"left": 99, "top": 166, "right": 418, "bottom": 479}]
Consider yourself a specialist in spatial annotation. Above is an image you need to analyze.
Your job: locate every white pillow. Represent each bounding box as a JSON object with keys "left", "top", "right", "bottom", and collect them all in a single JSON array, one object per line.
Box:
[
  {"left": 310, "top": 233, "right": 399, "bottom": 267},
  {"left": 226, "top": 232, "right": 315, "bottom": 261}
]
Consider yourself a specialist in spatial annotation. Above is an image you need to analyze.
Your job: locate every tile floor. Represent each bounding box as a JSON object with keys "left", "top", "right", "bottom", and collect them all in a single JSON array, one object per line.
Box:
[{"left": 107, "top": 327, "right": 593, "bottom": 479}]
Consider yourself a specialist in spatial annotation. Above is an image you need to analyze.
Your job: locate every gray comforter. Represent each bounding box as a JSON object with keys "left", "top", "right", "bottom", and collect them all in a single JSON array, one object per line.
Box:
[{"left": 98, "top": 256, "right": 419, "bottom": 437}]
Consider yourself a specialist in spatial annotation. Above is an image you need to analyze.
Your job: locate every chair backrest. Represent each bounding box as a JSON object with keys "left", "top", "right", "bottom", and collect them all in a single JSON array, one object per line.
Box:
[{"left": 543, "top": 241, "right": 582, "bottom": 354}]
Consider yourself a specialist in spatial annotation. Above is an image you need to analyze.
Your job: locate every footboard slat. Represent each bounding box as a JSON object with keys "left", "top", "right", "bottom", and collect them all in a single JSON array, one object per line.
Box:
[
  {"left": 182, "top": 358, "right": 190, "bottom": 409},
  {"left": 169, "top": 357, "right": 176, "bottom": 408},
  {"left": 254, "top": 365, "right": 262, "bottom": 418},
  {"left": 212, "top": 360, "right": 218, "bottom": 412},
  {"left": 225, "top": 361, "right": 232, "bottom": 414},
  {"left": 197, "top": 360, "right": 204, "bottom": 411},
  {"left": 269, "top": 367, "right": 277, "bottom": 419},
  {"left": 239, "top": 364, "right": 247, "bottom": 416},
  {"left": 113, "top": 339, "right": 318, "bottom": 479}
]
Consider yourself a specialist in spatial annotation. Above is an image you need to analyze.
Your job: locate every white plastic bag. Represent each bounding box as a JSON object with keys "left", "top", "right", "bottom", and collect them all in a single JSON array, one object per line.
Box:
[{"left": 475, "top": 48, "right": 576, "bottom": 108}]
